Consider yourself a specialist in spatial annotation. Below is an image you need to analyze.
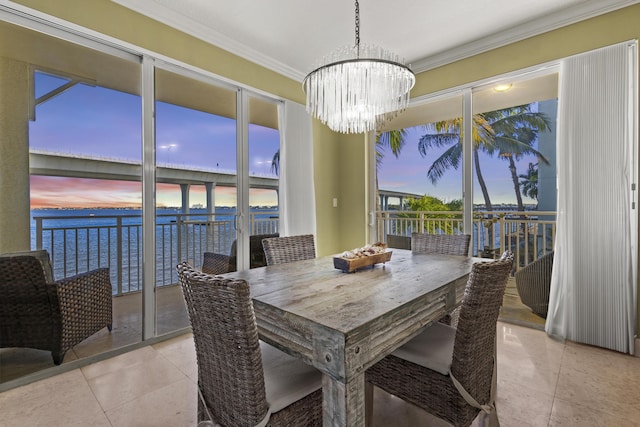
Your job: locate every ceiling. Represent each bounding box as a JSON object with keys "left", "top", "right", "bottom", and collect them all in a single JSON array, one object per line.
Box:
[{"left": 112, "top": 0, "right": 639, "bottom": 82}]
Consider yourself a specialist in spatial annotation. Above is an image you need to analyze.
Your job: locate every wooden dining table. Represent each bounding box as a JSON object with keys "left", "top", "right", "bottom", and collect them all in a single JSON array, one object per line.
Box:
[{"left": 225, "top": 248, "right": 482, "bottom": 426}]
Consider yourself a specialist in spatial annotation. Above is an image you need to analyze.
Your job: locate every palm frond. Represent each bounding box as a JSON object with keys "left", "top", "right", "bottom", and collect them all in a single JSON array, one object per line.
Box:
[{"left": 426, "top": 143, "right": 463, "bottom": 184}]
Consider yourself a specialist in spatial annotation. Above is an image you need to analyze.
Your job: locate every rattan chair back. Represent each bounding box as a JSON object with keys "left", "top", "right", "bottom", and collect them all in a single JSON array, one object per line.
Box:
[
  {"left": 386, "top": 234, "right": 411, "bottom": 250},
  {"left": 177, "top": 262, "right": 270, "bottom": 426},
  {"left": 262, "top": 234, "right": 316, "bottom": 266},
  {"left": 450, "top": 252, "right": 513, "bottom": 412},
  {"left": 515, "top": 251, "right": 554, "bottom": 318},
  {"left": 411, "top": 233, "right": 472, "bottom": 326},
  {"left": 0, "top": 255, "right": 59, "bottom": 353},
  {"left": 201, "top": 252, "right": 231, "bottom": 275},
  {"left": 411, "top": 233, "right": 471, "bottom": 256}
]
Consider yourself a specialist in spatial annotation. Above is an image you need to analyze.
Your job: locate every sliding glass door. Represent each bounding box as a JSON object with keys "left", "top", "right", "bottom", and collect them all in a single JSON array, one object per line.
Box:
[
  {"left": 247, "top": 96, "right": 280, "bottom": 269},
  {"left": 471, "top": 73, "right": 558, "bottom": 264},
  {"left": 0, "top": 11, "right": 284, "bottom": 384},
  {"left": 153, "top": 65, "right": 239, "bottom": 335},
  {"left": 374, "top": 94, "right": 464, "bottom": 244},
  {"left": 3, "top": 18, "right": 145, "bottom": 383}
]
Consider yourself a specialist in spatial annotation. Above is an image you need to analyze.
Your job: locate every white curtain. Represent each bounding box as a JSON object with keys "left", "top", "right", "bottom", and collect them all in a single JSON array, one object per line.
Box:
[
  {"left": 277, "top": 101, "right": 317, "bottom": 237},
  {"left": 546, "top": 41, "right": 638, "bottom": 354}
]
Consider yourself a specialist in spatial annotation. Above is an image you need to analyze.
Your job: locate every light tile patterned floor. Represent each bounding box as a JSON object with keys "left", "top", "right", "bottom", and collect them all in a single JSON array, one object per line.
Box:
[
  {"left": 1, "top": 322, "right": 639, "bottom": 427},
  {"left": 0, "top": 278, "right": 540, "bottom": 384}
]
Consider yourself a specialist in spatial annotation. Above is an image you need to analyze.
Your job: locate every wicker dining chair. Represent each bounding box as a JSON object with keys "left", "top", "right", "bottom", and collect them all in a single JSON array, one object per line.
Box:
[
  {"left": 411, "top": 232, "right": 471, "bottom": 256},
  {"left": 365, "top": 252, "right": 513, "bottom": 427},
  {"left": 202, "top": 233, "right": 279, "bottom": 274},
  {"left": 176, "top": 262, "right": 322, "bottom": 426},
  {"left": 262, "top": 234, "right": 316, "bottom": 266},
  {"left": 515, "top": 251, "right": 554, "bottom": 318},
  {"left": 201, "top": 252, "right": 232, "bottom": 275},
  {"left": 411, "top": 233, "right": 472, "bottom": 326},
  {"left": 385, "top": 234, "right": 411, "bottom": 250},
  {"left": 0, "top": 250, "right": 113, "bottom": 365}
]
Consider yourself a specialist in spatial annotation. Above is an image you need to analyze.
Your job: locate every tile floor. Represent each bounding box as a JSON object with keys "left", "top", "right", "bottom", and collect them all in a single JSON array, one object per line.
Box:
[
  {"left": 0, "top": 278, "right": 542, "bottom": 385},
  {"left": 1, "top": 322, "right": 639, "bottom": 427}
]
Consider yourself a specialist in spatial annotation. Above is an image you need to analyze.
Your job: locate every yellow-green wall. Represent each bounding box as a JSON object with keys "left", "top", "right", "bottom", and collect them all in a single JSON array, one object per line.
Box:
[
  {"left": 312, "top": 122, "right": 342, "bottom": 255},
  {"left": 0, "top": 58, "right": 30, "bottom": 253},
  {"left": 13, "top": 0, "right": 304, "bottom": 103},
  {"left": 413, "top": 4, "right": 640, "bottom": 97}
]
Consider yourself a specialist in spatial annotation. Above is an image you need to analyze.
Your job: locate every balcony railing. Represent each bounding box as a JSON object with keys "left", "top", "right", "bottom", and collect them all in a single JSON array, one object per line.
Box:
[
  {"left": 33, "top": 211, "right": 279, "bottom": 296},
  {"left": 33, "top": 209, "right": 553, "bottom": 296},
  {"left": 377, "top": 210, "right": 556, "bottom": 271}
]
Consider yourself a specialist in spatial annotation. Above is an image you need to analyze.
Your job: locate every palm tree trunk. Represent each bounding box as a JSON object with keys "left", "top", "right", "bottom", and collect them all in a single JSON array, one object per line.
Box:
[
  {"left": 473, "top": 149, "right": 492, "bottom": 212},
  {"left": 474, "top": 149, "right": 495, "bottom": 253},
  {"left": 508, "top": 156, "right": 524, "bottom": 212},
  {"left": 508, "top": 156, "right": 528, "bottom": 245}
]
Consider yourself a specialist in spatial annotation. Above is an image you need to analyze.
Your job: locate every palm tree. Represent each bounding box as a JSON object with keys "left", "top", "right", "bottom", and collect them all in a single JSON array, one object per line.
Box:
[
  {"left": 376, "top": 129, "right": 407, "bottom": 167},
  {"left": 376, "top": 129, "right": 408, "bottom": 211},
  {"left": 486, "top": 106, "right": 550, "bottom": 211},
  {"left": 418, "top": 105, "right": 549, "bottom": 212},
  {"left": 519, "top": 162, "right": 539, "bottom": 200},
  {"left": 418, "top": 115, "right": 495, "bottom": 211}
]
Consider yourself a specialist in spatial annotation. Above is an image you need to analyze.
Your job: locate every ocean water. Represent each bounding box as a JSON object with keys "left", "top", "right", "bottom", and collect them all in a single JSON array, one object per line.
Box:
[{"left": 30, "top": 207, "right": 278, "bottom": 294}]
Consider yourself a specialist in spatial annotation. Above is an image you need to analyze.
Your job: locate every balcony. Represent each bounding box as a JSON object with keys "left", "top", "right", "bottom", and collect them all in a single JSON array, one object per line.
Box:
[
  {"left": 377, "top": 209, "right": 556, "bottom": 270},
  {"left": 2, "top": 209, "right": 553, "bottom": 384},
  {"left": 32, "top": 210, "right": 279, "bottom": 296},
  {"left": 31, "top": 208, "right": 555, "bottom": 296}
]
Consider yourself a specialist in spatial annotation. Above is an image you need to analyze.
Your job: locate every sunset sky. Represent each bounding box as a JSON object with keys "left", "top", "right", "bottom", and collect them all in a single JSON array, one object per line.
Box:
[
  {"left": 30, "top": 72, "right": 279, "bottom": 209},
  {"left": 30, "top": 72, "right": 542, "bottom": 209}
]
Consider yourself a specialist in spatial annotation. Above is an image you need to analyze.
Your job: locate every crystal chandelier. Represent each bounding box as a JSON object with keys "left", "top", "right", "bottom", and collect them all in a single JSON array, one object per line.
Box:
[{"left": 303, "top": 0, "right": 415, "bottom": 134}]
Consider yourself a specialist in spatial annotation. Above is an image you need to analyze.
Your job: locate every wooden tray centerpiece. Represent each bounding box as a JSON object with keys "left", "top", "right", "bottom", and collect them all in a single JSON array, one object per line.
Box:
[{"left": 333, "top": 242, "right": 392, "bottom": 273}]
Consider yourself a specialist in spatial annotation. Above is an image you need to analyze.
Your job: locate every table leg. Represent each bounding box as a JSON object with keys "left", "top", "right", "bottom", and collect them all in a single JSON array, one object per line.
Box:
[{"left": 322, "top": 372, "right": 365, "bottom": 427}]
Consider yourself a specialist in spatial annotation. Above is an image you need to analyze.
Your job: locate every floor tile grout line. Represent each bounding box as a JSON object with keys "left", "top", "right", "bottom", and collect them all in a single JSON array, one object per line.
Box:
[
  {"left": 80, "top": 361, "right": 116, "bottom": 426},
  {"left": 83, "top": 344, "right": 193, "bottom": 425},
  {"left": 546, "top": 339, "right": 567, "bottom": 426}
]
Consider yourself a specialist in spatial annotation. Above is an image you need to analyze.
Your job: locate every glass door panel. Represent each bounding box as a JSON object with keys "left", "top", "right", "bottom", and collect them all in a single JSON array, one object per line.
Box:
[
  {"left": 16, "top": 17, "right": 143, "bottom": 382},
  {"left": 247, "top": 97, "right": 280, "bottom": 268},
  {"left": 376, "top": 95, "right": 463, "bottom": 243},
  {"left": 154, "top": 68, "right": 237, "bottom": 335},
  {"left": 471, "top": 73, "right": 558, "bottom": 261}
]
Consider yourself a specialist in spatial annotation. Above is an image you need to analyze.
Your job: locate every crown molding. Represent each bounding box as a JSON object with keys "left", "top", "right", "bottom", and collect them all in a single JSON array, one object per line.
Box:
[
  {"left": 111, "top": 0, "right": 305, "bottom": 81},
  {"left": 112, "top": 0, "right": 640, "bottom": 82},
  {"left": 411, "top": 0, "right": 640, "bottom": 73}
]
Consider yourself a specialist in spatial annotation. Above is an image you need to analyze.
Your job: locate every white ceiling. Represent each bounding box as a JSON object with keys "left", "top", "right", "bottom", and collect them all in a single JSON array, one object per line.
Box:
[{"left": 112, "top": 0, "right": 639, "bottom": 82}]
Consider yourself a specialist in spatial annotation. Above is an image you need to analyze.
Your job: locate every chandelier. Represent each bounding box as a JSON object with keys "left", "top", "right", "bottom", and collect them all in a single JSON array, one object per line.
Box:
[{"left": 303, "top": 0, "right": 415, "bottom": 134}]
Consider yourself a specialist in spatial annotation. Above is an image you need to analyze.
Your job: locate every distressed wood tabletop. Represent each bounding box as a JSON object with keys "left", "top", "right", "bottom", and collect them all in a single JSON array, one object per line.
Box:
[{"left": 225, "top": 249, "right": 481, "bottom": 427}]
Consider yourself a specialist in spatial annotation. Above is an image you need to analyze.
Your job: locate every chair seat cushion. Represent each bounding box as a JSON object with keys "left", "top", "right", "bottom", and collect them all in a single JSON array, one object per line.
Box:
[
  {"left": 391, "top": 321, "right": 456, "bottom": 375},
  {"left": 260, "top": 341, "right": 322, "bottom": 414}
]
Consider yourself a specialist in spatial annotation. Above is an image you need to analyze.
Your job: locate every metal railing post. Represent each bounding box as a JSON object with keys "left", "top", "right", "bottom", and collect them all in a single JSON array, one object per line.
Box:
[
  {"left": 116, "top": 216, "right": 123, "bottom": 296},
  {"left": 176, "top": 214, "right": 183, "bottom": 263},
  {"left": 499, "top": 215, "right": 505, "bottom": 255},
  {"left": 35, "top": 217, "right": 43, "bottom": 250}
]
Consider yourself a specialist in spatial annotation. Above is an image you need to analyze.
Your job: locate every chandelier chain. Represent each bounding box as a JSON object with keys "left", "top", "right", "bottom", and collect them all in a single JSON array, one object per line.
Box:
[{"left": 355, "top": 0, "right": 360, "bottom": 56}]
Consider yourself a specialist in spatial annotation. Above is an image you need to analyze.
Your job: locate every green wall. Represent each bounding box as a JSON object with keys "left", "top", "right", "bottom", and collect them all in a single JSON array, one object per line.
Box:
[
  {"left": 413, "top": 4, "right": 640, "bottom": 97},
  {"left": 14, "top": 0, "right": 304, "bottom": 103}
]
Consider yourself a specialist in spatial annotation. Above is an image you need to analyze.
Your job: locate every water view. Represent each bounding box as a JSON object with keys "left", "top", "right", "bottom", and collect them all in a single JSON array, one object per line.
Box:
[{"left": 31, "top": 207, "right": 279, "bottom": 295}]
